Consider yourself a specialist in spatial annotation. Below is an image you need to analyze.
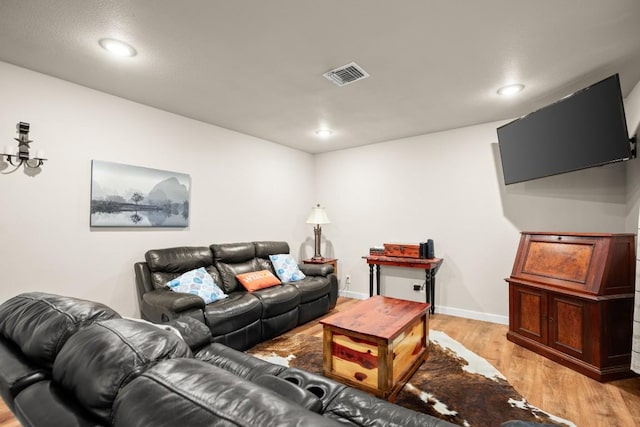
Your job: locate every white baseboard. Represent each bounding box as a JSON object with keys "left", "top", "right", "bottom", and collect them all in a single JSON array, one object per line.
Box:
[
  {"left": 337, "top": 290, "right": 508, "bottom": 325},
  {"left": 436, "top": 305, "right": 508, "bottom": 325},
  {"left": 338, "top": 290, "right": 368, "bottom": 300}
]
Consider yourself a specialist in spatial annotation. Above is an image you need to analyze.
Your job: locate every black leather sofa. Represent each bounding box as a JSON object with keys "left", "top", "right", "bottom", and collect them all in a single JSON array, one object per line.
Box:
[
  {"left": 134, "top": 241, "right": 338, "bottom": 350},
  {"left": 0, "top": 292, "right": 455, "bottom": 427}
]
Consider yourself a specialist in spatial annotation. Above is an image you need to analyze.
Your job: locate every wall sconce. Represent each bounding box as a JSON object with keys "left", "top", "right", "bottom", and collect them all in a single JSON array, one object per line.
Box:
[
  {"left": 1, "top": 122, "right": 47, "bottom": 171},
  {"left": 306, "top": 204, "right": 331, "bottom": 260}
]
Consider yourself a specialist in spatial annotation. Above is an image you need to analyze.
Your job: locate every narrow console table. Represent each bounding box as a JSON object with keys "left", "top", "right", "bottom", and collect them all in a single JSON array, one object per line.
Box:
[{"left": 362, "top": 256, "right": 443, "bottom": 314}]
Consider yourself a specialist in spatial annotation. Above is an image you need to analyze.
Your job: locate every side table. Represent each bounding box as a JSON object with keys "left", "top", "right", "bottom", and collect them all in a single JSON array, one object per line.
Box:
[
  {"left": 362, "top": 256, "right": 443, "bottom": 314},
  {"left": 302, "top": 258, "right": 338, "bottom": 277}
]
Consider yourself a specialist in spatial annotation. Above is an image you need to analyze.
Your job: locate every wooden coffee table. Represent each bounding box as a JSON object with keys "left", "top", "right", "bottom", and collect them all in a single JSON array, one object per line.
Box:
[{"left": 320, "top": 295, "right": 430, "bottom": 401}]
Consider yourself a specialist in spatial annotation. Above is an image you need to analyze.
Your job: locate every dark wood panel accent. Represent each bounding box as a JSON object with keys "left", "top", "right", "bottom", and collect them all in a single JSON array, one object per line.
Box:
[
  {"left": 518, "top": 287, "right": 544, "bottom": 338},
  {"left": 551, "top": 296, "right": 585, "bottom": 356},
  {"left": 523, "top": 241, "right": 592, "bottom": 283}
]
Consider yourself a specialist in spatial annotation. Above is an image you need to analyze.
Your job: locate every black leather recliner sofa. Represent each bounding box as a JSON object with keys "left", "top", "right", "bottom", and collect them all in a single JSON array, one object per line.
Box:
[
  {"left": 134, "top": 241, "right": 338, "bottom": 350},
  {"left": 0, "top": 292, "right": 455, "bottom": 427}
]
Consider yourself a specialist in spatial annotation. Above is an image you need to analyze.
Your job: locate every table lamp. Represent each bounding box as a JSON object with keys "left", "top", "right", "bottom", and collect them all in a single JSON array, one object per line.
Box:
[{"left": 306, "top": 204, "right": 330, "bottom": 260}]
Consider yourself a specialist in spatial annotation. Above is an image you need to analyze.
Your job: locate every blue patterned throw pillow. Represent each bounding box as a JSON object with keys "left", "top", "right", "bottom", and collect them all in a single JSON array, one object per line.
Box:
[
  {"left": 167, "top": 267, "right": 228, "bottom": 304},
  {"left": 269, "top": 254, "right": 306, "bottom": 283}
]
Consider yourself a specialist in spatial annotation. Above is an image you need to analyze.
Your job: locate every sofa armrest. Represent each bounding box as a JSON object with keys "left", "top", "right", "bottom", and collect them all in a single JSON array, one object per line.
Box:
[
  {"left": 141, "top": 290, "right": 205, "bottom": 323},
  {"left": 254, "top": 374, "right": 323, "bottom": 413},
  {"left": 299, "top": 263, "right": 333, "bottom": 276},
  {"left": 0, "top": 338, "right": 49, "bottom": 411},
  {"left": 164, "top": 317, "right": 212, "bottom": 351}
]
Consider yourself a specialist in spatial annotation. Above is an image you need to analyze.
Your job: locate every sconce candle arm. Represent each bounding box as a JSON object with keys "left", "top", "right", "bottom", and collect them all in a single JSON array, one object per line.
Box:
[{"left": 1, "top": 122, "right": 47, "bottom": 171}]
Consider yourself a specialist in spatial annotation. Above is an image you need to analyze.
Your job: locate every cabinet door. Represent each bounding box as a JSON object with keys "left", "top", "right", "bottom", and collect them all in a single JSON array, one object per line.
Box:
[
  {"left": 548, "top": 293, "right": 589, "bottom": 361},
  {"left": 510, "top": 285, "right": 547, "bottom": 344}
]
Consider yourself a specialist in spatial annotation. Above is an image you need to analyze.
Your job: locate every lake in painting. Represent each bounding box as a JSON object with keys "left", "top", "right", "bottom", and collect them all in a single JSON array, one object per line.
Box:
[{"left": 90, "top": 160, "right": 191, "bottom": 227}]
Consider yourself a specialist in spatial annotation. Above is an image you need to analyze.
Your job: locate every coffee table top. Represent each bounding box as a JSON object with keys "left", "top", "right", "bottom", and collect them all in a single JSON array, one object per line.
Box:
[{"left": 320, "top": 295, "right": 430, "bottom": 340}]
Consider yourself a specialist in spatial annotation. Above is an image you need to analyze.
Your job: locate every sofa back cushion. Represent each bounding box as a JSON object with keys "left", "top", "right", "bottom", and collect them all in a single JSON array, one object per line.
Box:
[
  {"left": 145, "top": 246, "right": 221, "bottom": 290},
  {"left": 211, "top": 242, "right": 262, "bottom": 293},
  {"left": 52, "top": 318, "right": 191, "bottom": 424},
  {"left": 112, "top": 358, "right": 341, "bottom": 427},
  {"left": 0, "top": 292, "right": 121, "bottom": 369},
  {"left": 254, "top": 241, "right": 290, "bottom": 259}
]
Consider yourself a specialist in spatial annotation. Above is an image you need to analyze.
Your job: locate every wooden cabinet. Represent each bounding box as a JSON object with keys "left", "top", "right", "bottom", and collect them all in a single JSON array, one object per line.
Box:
[{"left": 506, "top": 232, "right": 635, "bottom": 382}]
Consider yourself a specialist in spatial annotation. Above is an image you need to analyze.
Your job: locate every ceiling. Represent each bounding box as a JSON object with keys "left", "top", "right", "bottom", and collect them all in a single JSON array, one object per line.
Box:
[{"left": 1, "top": 1, "right": 639, "bottom": 154}]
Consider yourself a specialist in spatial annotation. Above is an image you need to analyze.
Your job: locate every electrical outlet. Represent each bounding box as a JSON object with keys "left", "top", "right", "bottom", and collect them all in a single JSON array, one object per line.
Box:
[
  {"left": 413, "top": 283, "right": 421, "bottom": 291},
  {"left": 345, "top": 275, "right": 351, "bottom": 284}
]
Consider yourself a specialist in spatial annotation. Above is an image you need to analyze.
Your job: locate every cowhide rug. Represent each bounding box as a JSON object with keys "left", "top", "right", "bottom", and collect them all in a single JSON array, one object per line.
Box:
[{"left": 246, "top": 330, "right": 575, "bottom": 427}]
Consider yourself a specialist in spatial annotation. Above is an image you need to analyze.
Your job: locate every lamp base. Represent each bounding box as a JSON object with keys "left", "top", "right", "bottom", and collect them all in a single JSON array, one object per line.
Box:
[{"left": 313, "top": 225, "right": 323, "bottom": 260}]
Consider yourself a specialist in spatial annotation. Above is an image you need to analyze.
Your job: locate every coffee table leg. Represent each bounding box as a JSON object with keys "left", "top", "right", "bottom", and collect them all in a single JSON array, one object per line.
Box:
[
  {"left": 323, "top": 327, "right": 333, "bottom": 375},
  {"left": 376, "top": 265, "right": 381, "bottom": 295}
]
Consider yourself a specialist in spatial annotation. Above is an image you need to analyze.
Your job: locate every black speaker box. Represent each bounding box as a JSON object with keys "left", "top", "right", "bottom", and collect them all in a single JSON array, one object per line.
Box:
[{"left": 426, "top": 239, "right": 434, "bottom": 259}]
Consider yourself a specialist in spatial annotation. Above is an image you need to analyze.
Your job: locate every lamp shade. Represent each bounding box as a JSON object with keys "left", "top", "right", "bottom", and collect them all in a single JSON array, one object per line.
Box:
[{"left": 306, "top": 204, "right": 330, "bottom": 225}]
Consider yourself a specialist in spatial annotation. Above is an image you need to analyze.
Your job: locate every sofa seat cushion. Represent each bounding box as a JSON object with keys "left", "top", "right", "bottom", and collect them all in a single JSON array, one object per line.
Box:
[
  {"left": 14, "top": 380, "right": 106, "bottom": 427},
  {"left": 288, "top": 276, "right": 332, "bottom": 303},
  {"left": 0, "top": 337, "right": 48, "bottom": 411},
  {"left": 251, "top": 284, "right": 301, "bottom": 318},
  {"left": 203, "top": 292, "right": 262, "bottom": 336}
]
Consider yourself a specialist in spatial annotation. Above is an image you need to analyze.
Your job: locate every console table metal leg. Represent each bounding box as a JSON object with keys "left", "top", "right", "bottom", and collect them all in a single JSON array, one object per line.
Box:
[
  {"left": 375, "top": 265, "right": 381, "bottom": 295},
  {"left": 426, "top": 269, "right": 434, "bottom": 314},
  {"left": 424, "top": 269, "right": 430, "bottom": 306},
  {"left": 369, "top": 264, "right": 374, "bottom": 297}
]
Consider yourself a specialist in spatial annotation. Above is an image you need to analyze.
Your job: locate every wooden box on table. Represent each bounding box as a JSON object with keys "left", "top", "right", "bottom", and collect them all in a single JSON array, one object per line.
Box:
[{"left": 383, "top": 243, "right": 421, "bottom": 259}]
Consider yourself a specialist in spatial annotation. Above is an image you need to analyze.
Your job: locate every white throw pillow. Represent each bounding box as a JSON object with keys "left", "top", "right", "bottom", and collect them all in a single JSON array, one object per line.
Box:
[
  {"left": 167, "top": 267, "right": 228, "bottom": 304},
  {"left": 269, "top": 254, "right": 306, "bottom": 283}
]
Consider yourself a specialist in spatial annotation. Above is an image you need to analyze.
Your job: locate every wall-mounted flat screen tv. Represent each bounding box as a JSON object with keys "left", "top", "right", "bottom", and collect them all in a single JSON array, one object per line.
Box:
[{"left": 497, "top": 74, "right": 632, "bottom": 185}]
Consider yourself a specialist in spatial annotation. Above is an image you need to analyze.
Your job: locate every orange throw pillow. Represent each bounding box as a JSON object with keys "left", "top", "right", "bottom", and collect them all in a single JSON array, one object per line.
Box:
[{"left": 236, "top": 270, "right": 281, "bottom": 292}]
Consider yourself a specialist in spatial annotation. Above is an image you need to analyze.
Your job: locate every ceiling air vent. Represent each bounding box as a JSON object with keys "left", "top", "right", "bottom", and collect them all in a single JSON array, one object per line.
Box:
[{"left": 323, "top": 62, "right": 370, "bottom": 87}]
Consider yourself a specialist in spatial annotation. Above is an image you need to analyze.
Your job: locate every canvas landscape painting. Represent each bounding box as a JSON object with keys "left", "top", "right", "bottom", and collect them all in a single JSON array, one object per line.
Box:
[{"left": 90, "top": 160, "right": 191, "bottom": 227}]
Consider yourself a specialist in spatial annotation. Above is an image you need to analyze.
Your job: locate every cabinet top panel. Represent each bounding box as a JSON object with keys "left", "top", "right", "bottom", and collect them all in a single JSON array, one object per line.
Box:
[
  {"left": 510, "top": 232, "right": 635, "bottom": 295},
  {"left": 521, "top": 231, "right": 635, "bottom": 237}
]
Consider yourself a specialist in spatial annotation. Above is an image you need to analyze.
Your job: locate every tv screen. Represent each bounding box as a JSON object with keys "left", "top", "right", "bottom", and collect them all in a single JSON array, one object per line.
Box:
[{"left": 497, "top": 74, "right": 631, "bottom": 185}]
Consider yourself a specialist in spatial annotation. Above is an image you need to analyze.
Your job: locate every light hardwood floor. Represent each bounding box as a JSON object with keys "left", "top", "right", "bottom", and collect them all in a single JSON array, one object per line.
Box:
[{"left": 1, "top": 297, "right": 638, "bottom": 426}]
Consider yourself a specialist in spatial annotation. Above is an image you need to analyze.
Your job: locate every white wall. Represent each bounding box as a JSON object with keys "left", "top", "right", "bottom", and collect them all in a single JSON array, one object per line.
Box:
[
  {"left": 0, "top": 61, "right": 316, "bottom": 316},
  {"left": 3, "top": 59, "right": 639, "bottom": 324},
  {"left": 625, "top": 79, "right": 640, "bottom": 232},
  {"left": 316, "top": 97, "right": 636, "bottom": 323}
]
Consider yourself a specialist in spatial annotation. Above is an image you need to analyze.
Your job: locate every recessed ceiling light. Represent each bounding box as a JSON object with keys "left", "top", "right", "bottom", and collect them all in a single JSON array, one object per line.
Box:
[
  {"left": 99, "top": 38, "right": 137, "bottom": 57},
  {"left": 497, "top": 83, "right": 525, "bottom": 96},
  {"left": 315, "top": 129, "right": 333, "bottom": 138}
]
